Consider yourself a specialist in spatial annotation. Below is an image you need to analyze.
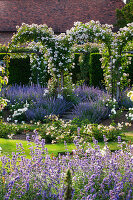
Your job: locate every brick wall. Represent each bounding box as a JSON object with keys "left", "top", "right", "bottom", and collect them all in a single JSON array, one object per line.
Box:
[
  {"left": 0, "top": 32, "right": 14, "bottom": 45},
  {"left": 0, "top": 0, "right": 124, "bottom": 44}
]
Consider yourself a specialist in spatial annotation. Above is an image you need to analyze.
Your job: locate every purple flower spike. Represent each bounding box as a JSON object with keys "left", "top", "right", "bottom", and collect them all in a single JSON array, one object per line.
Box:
[{"left": 118, "top": 136, "right": 121, "bottom": 143}]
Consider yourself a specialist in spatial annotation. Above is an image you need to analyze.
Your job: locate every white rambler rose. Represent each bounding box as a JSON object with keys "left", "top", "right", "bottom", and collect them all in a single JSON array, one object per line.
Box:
[
  {"left": 127, "top": 91, "right": 133, "bottom": 98},
  {"left": 111, "top": 108, "right": 116, "bottom": 115},
  {"left": 52, "top": 68, "right": 56, "bottom": 71}
]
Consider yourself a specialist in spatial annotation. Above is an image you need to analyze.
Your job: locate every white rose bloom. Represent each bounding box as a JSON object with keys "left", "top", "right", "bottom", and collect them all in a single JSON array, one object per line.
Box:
[
  {"left": 111, "top": 108, "right": 116, "bottom": 115},
  {"left": 52, "top": 68, "right": 56, "bottom": 71}
]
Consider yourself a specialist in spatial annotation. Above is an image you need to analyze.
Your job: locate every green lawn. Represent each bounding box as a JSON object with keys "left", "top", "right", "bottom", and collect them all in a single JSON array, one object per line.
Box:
[
  {"left": 0, "top": 133, "right": 132, "bottom": 159},
  {"left": 0, "top": 138, "right": 75, "bottom": 158}
]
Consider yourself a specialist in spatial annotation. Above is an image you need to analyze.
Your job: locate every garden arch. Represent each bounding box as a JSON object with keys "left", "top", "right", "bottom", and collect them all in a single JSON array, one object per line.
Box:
[
  {"left": 68, "top": 21, "right": 133, "bottom": 101},
  {"left": 9, "top": 21, "right": 133, "bottom": 100}
]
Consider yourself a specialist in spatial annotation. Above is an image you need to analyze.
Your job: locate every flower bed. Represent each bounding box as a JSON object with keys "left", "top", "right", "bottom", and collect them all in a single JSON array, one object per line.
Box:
[
  {"left": 0, "top": 134, "right": 132, "bottom": 199},
  {"left": 1, "top": 84, "right": 74, "bottom": 122}
]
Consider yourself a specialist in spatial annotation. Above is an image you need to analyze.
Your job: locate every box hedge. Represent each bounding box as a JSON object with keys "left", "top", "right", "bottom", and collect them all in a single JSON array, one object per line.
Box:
[
  {"left": 89, "top": 53, "right": 104, "bottom": 88},
  {"left": 0, "top": 54, "right": 31, "bottom": 85},
  {"left": 125, "top": 55, "right": 133, "bottom": 86}
]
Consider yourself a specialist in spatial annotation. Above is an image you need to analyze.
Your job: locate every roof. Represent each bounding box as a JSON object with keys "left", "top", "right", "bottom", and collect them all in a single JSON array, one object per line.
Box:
[{"left": 0, "top": 0, "right": 124, "bottom": 33}]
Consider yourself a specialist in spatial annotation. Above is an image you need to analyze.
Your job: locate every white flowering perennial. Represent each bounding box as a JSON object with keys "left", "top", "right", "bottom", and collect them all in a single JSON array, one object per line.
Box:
[
  {"left": 126, "top": 109, "right": 133, "bottom": 121},
  {"left": 12, "top": 101, "right": 29, "bottom": 119},
  {"left": 127, "top": 90, "right": 133, "bottom": 101},
  {"left": 126, "top": 90, "right": 133, "bottom": 121}
]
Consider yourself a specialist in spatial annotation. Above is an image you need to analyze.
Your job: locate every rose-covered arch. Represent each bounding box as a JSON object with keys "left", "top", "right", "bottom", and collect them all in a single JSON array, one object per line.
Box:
[
  {"left": 67, "top": 21, "right": 133, "bottom": 101},
  {"left": 10, "top": 23, "right": 74, "bottom": 95},
  {"left": 10, "top": 21, "right": 133, "bottom": 101}
]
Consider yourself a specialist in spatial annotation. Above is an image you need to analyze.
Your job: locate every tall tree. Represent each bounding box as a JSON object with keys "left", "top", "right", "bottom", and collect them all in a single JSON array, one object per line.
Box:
[
  {"left": 126, "top": 0, "right": 131, "bottom": 4},
  {"left": 116, "top": 0, "right": 133, "bottom": 28}
]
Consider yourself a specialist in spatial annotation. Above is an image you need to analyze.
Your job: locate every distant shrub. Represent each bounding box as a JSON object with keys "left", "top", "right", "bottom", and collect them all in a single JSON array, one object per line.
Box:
[
  {"left": 71, "top": 43, "right": 99, "bottom": 85},
  {"left": 119, "top": 88, "right": 133, "bottom": 109},
  {"left": 39, "top": 116, "right": 127, "bottom": 143},
  {"left": 72, "top": 101, "right": 109, "bottom": 124}
]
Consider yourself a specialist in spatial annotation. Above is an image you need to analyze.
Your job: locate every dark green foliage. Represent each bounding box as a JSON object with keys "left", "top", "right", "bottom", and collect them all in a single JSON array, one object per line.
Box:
[
  {"left": 0, "top": 53, "right": 10, "bottom": 61},
  {"left": 125, "top": 55, "right": 133, "bottom": 86},
  {"left": 0, "top": 120, "right": 17, "bottom": 138},
  {"left": 116, "top": 1, "right": 133, "bottom": 28},
  {"left": 72, "top": 45, "right": 99, "bottom": 85},
  {"left": 78, "top": 53, "right": 90, "bottom": 85},
  {"left": 126, "top": 0, "right": 131, "bottom": 3},
  {"left": 8, "top": 57, "right": 31, "bottom": 85},
  {"left": 89, "top": 53, "right": 104, "bottom": 88},
  {"left": 0, "top": 53, "right": 31, "bottom": 85},
  {"left": 71, "top": 53, "right": 81, "bottom": 84},
  {"left": 71, "top": 52, "right": 91, "bottom": 85},
  {"left": 0, "top": 53, "right": 5, "bottom": 60},
  {"left": 64, "top": 169, "right": 73, "bottom": 200}
]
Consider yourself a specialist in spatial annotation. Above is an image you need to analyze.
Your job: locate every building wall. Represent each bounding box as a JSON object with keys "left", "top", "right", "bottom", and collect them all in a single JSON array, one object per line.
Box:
[
  {"left": 0, "top": 32, "right": 14, "bottom": 45},
  {"left": 0, "top": 0, "right": 124, "bottom": 45}
]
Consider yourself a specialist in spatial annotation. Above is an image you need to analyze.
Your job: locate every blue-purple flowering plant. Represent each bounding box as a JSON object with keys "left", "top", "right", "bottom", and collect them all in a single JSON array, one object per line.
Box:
[
  {"left": 0, "top": 134, "right": 132, "bottom": 199},
  {"left": 72, "top": 86, "right": 111, "bottom": 123},
  {"left": 1, "top": 84, "right": 74, "bottom": 122}
]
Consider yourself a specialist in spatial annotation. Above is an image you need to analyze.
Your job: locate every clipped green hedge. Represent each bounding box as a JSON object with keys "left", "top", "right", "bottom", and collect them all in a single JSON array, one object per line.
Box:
[
  {"left": 71, "top": 52, "right": 90, "bottom": 85},
  {"left": 78, "top": 52, "right": 91, "bottom": 85},
  {"left": 71, "top": 53, "right": 81, "bottom": 84},
  {"left": 0, "top": 53, "right": 8, "bottom": 60},
  {"left": 125, "top": 55, "right": 133, "bottom": 86},
  {"left": 9, "top": 57, "right": 31, "bottom": 85},
  {"left": 72, "top": 44, "right": 99, "bottom": 85},
  {"left": 0, "top": 53, "right": 31, "bottom": 85},
  {"left": 89, "top": 53, "right": 104, "bottom": 88}
]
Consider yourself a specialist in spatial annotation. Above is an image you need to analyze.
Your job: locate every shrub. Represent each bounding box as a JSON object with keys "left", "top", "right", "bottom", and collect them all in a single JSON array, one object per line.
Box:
[
  {"left": 0, "top": 54, "right": 31, "bottom": 85},
  {"left": 72, "top": 101, "right": 109, "bottom": 124},
  {"left": 39, "top": 116, "right": 77, "bottom": 143},
  {"left": 79, "top": 122, "right": 129, "bottom": 142},
  {"left": 38, "top": 116, "right": 129, "bottom": 143},
  {"left": 1, "top": 84, "right": 45, "bottom": 105},
  {"left": 25, "top": 97, "right": 73, "bottom": 122},
  {"left": 71, "top": 53, "right": 81, "bottom": 84},
  {"left": 0, "top": 120, "right": 18, "bottom": 139},
  {"left": 78, "top": 52, "right": 91, "bottom": 85},
  {"left": 116, "top": 1, "right": 133, "bottom": 28},
  {"left": 72, "top": 86, "right": 110, "bottom": 123},
  {"left": 119, "top": 88, "right": 133, "bottom": 109},
  {"left": 8, "top": 57, "right": 31, "bottom": 85},
  {"left": 74, "top": 85, "right": 109, "bottom": 102},
  {"left": 71, "top": 43, "right": 100, "bottom": 85}
]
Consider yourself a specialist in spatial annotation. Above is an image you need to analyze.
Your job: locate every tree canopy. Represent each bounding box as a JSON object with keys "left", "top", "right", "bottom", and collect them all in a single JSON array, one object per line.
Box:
[{"left": 116, "top": 0, "right": 133, "bottom": 28}]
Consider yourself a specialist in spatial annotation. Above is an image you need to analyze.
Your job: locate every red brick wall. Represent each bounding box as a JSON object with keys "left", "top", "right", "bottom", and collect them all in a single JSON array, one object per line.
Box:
[
  {"left": 0, "top": 0, "right": 124, "bottom": 44},
  {"left": 0, "top": 32, "right": 14, "bottom": 45}
]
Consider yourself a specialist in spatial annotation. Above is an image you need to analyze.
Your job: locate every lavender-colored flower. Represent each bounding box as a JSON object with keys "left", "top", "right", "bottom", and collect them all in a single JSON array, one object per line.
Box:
[{"left": 118, "top": 136, "right": 121, "bottom": 143}]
